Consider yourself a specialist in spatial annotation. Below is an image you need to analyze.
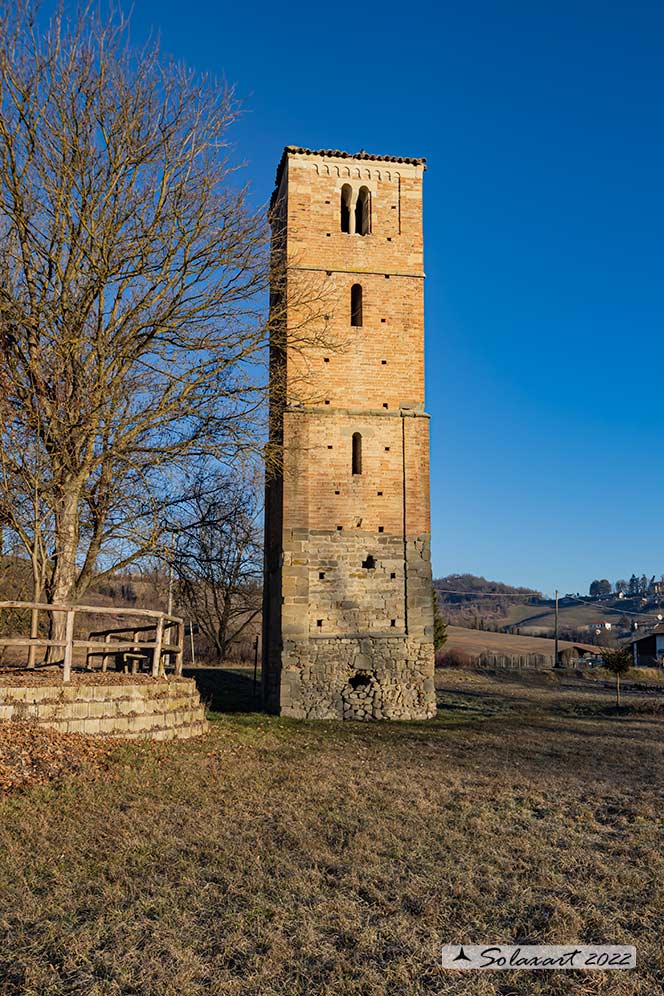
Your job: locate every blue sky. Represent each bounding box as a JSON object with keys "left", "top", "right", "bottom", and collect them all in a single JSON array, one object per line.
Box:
[{"left": 129, "top": 1, "right": 664, "bottom": 596}]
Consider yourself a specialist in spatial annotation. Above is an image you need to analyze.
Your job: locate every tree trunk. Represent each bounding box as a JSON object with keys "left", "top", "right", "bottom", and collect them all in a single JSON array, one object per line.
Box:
[
  {"left": 28, "top": 556, "right": 43, "bottom": 669},
  {"left": 28, "top": 579, "right": 41, "bottom": 670},
  {"left": 217, "top": 593, "right": 232, "bottom": 663},
  {"left": 46, "top": 488, "right": 81, "bottom": 664},
  {"left": 616, "top": 673, "right": 621, "bottom": 708}
]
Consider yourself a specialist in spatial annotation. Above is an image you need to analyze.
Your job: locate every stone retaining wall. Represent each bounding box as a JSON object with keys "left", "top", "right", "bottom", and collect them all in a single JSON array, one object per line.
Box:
[{"left": 0, "top": 678, "right": 207, "bottom": 740}]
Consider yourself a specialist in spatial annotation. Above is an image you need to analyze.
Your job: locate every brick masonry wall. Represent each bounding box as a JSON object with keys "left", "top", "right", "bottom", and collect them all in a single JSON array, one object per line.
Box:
[
  {"left": 287, "top": 271, "right": 425, "bottom": 412},
  {"left": 264, "top": 149, "right": 435, "bottom": 721},
  {"left": 0, "top": 679, "right": 207, "bottom": 740}
]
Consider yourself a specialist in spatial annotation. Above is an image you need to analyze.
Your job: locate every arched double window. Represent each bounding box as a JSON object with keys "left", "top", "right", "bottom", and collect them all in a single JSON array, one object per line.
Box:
[
  {"left": 350, "top": 284, "right": 363, "bottom": 327},
  {"left": 352, "top": 432, "right": 362, "bottom": 475},
  {"left": 340, "top": 184, "right": 352, "bottom": 234},
  {"left": 355, "top": 186, "right": 371, "bottom": 236},
  {"left": 339, "top": 185, "right": 372, "bottom": 235}
]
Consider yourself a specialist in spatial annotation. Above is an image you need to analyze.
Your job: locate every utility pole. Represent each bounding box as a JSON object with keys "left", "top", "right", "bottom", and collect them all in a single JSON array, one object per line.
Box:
[
  {"left": 165, "top": 531, "right": 175, "bottom": 669},
  {"left": 167, "top": 559, "right": 174, "bottom": 616},
  {"left": 189, "top": 621, "right": 196, "bottom": 666},
  {"left": 554, "top": 589, "right": 560, "bottom": 668},
  {"left": 166, "top": 530, "right": 176, "bottom": 616}
]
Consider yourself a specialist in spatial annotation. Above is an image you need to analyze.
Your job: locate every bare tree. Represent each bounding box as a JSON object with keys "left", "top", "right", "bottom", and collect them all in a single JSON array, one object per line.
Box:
[
  {"left": 170, "top": 471, "right": 262, "bottom": 662},
  {"left": 0, "top": 4, "right": 333, "bottom": 658}
]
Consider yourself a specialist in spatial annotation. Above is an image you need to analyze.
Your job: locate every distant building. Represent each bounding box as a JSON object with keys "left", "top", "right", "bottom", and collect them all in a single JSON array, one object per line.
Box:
[
  {"left": 630, "top": 623, "right": 664, "bottom": 667},
  {"left": 587, "top": 621, "right": 612, "bottom": 631}
]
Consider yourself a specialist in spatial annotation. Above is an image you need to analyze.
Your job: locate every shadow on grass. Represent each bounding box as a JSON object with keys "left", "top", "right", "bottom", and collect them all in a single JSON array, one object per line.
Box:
[
  {"left": 184, "top": 667, "right": 507, "bottom": 732},
  {"left": 184, "top": 666, "right": 262, "bottom": 715}
]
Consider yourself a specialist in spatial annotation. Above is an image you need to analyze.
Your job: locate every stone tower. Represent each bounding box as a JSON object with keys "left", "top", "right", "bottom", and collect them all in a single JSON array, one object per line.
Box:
[{"left": 262, "top": 146, "right": 436, "bottom": 720}]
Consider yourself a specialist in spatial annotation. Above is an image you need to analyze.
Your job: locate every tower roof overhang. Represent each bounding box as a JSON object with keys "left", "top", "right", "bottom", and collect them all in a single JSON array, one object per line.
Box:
[{"left": 270, "top": 146, "right": 427, "bottom": 209}]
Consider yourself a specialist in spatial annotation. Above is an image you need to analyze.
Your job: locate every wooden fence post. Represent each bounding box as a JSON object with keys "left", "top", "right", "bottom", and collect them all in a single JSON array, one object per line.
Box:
[
  {"left": 175, "top": 621, "right": 184, "bottom": 676},
  {"left": 27, "top": 607, "right": 39, "bottom": 669},
  {"left": 152, "top": 616, "right": 163, "bottom": 677},
  {"left": 62, "top": 608, "right": 75, "bottom": 683}
]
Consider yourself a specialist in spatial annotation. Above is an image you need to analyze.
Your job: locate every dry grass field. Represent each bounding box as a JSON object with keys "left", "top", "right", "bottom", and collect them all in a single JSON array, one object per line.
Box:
[
  {"left": 501, "top": 600, "right": 615, "bottom": 634},
  {"left": 0, "top": 667, "right": 663, "bottom": 995},
  {"left": 446, "top": 625, "right": 596, "bottom": 657}
]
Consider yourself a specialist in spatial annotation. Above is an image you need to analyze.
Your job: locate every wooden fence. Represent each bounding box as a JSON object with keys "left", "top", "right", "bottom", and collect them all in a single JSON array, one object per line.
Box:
[
  {"left": 0, "top": 601, "right": 184, "bottom": 682},
  {"left": 477, "top": 652, "right": 555, "bottom": 670}
]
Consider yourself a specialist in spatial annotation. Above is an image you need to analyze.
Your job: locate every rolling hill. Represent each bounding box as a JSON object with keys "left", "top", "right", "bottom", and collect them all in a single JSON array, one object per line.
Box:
[
  {"left": 434, "top": 573, "right": 661, "bottom": 645},
  {"left": 445, "top": 625, "right": 597, "bottom": 658}
]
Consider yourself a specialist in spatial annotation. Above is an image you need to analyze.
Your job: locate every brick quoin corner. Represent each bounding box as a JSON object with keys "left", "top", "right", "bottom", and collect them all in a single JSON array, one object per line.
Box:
[{"left": 262, "top": 147, "right": 436, "bottom": 720}]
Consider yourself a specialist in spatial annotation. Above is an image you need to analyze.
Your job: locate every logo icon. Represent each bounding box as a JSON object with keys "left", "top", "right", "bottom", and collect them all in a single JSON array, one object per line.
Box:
[{"left": 441, "top": 944, "right": 636, "bottom": 971}]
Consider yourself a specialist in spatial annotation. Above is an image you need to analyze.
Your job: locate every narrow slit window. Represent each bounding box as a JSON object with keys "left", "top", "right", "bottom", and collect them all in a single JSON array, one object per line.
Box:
[
  {"left": 350, "top": 284, "right": 363, "bottom": 327},
  {"left": 341, "top": 184, "right": 352, "bottom": 233},
  {"left": 352, "top": 432, "right": 362, "bottom": 475},
  {"left": 355, "top": 186, "right": 371, "bottom": 235}
]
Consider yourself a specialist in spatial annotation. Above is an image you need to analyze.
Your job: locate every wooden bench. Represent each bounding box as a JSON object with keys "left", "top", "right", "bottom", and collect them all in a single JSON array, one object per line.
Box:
[{"left": 118, "top": 651, "right": 150, "bottom": 674}]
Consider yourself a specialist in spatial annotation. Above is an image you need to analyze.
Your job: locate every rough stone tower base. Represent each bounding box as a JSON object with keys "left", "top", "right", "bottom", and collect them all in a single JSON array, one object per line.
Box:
[
  {"left": 272, "top": 522, "right": 436, "bottom": 720},
  {"left": 281, "top": 637, "right": 435, "bottom": 721}
]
